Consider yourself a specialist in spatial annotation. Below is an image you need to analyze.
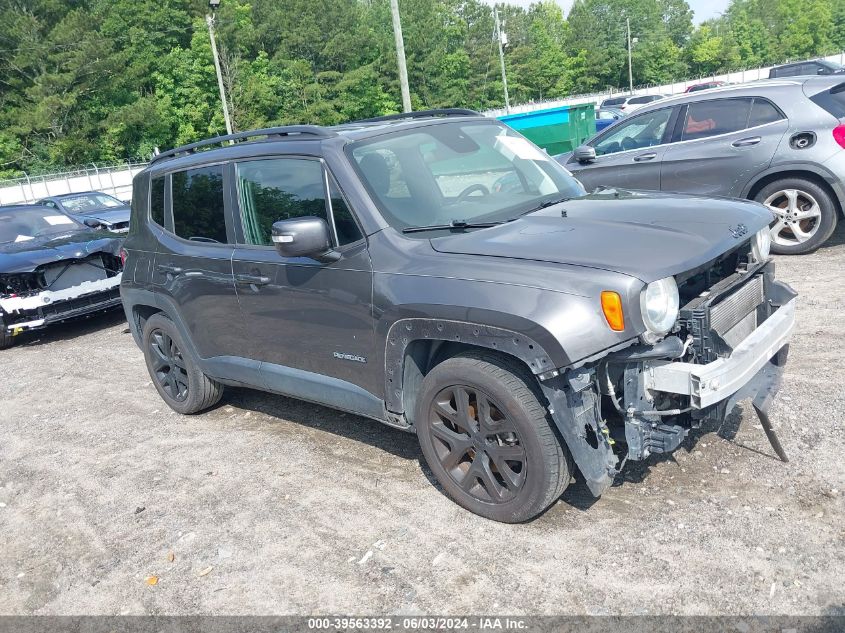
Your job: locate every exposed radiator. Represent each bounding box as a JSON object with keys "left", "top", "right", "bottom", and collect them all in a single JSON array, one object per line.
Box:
[{"left": 710, "top": 275, "right": 764, "bottom": 337}]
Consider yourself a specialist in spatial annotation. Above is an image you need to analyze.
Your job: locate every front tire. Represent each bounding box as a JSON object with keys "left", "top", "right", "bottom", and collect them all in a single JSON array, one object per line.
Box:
[
  {"left": 0, "top": 315, "right": 14, "bottom": 350},
  {"left": 142, "top": 313, "right": 223, "bottom": 414},
  {"left": 0, "top": 310, "right": 15, "bottom": 349},
  {"left": 755, "top": 178, "right": 838, "bottom": 255},
  {"left": 415, "top": 351, "right": 571, "bottom": 523}
]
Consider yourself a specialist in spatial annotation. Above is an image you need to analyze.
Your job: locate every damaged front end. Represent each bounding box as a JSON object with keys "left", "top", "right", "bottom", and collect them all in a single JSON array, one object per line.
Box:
[
  {"left": 1, "top": 251, "right": 124, "bottom": 334},
  {"left": 540, "top": 251, "right": 796, "bottom": 498}
]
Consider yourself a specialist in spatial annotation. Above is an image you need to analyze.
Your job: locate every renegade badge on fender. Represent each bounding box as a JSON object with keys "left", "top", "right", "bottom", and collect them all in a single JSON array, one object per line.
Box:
[{"left": 121, "top": 110, "right": 796, "bottom": 522}]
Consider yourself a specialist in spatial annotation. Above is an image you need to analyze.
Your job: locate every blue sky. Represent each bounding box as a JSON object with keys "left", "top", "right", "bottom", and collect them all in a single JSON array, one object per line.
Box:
[{"left": 494, "top": 0, "right": 731, "bottom": 24}]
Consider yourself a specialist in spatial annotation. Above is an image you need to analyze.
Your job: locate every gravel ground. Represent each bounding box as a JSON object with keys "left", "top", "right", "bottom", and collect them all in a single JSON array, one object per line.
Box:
[{"left": 1, "top": 227, "right": 843, "bottom": 616}]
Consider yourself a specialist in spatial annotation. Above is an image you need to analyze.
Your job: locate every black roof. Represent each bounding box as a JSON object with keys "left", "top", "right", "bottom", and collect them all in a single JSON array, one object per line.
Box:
[{"left": 1, "top": 203, "right": 67, "bottom": 212}]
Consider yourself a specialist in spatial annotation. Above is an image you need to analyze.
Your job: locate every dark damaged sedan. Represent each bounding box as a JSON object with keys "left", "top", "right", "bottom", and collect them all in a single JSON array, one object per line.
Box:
[{"left": 0, "top": 205, "right": 124, "bottom": 349}]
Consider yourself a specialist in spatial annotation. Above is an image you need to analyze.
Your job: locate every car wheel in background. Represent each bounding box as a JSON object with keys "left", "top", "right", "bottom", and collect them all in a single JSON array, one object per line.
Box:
[
  {"left": 415, "top": 351, "right": 571, "bottom": 523},
  {"left": 142, "top": 313, "right": 223, "bottom": 414},
  {"left": 0, "top": 314, "right": 14, "bottom": 350},
  {"left": 755, "top": 178, "right": 838, "bottom": 255}
]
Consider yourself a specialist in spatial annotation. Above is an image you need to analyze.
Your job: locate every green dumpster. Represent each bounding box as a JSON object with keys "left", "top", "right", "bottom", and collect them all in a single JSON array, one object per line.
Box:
[{"left": 497, "top": 102, "right": 596, "bottom": 155}]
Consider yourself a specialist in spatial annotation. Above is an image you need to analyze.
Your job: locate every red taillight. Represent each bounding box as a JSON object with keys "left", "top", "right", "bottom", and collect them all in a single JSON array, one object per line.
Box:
[
  {"left": 119, "top": 247, "right": 128, "bottom": 267},
  {"left": 834, "top": 125, "right": 845, "bottom": 149}
]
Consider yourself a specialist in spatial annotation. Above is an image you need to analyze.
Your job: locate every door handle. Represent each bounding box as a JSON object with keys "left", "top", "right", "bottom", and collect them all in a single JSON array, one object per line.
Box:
[
  {"left": 156, "top": 264, "right": 183, "bottom": 275},
  {"left": 235, "top": 273, "right": 271, "bottom": 286},
  {"left": 732, "top": 136, "right": 761, "bottom": 147},
  {"left": 633, "top": 152, "right": 657, "bottom": 162}
]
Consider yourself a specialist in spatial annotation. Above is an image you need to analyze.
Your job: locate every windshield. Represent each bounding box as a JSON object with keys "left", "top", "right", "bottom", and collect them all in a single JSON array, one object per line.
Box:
[
  {"left": 59, "top": 193, "right": 124, "bottom": 213},
  {"left": 0, "top": 207, "right": 83, "bottom": 243},
  {"left": 348, "top": 121, "right": 585, "bottom": 232}
]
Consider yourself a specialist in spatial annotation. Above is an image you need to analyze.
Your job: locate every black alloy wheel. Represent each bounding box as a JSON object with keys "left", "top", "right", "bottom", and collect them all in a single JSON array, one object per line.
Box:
[
  {"left": 148, "top": 328, "right": 189, "bottom": 402},
  {"left": 141, "top": 313, "right": 223, "bottom": 414},
  {"left": 415, "top": 352, "right": 572, "bottom": 523},
  {"left": 428, "top": 385, "right": 527, "bottom": 503}
]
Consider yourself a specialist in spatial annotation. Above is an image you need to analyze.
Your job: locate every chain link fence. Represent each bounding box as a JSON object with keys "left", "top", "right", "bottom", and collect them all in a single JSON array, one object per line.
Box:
[
  {"left": 483, "top": 52, "right": 845, "bottom": 117},
  {"left": 2, "top": 52, "right": 844, "bottom": 204},
  {"left": 0, "top": 160, "right": 149, "bottom": 206}
]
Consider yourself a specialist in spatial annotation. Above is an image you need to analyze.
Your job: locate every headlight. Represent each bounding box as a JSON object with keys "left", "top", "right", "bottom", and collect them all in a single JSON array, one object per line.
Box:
[
  {"left": 751, "top": 227, "right": 771, "bottom": 262},
  {"left": 640, "top": 276, "right": 680, "bottom": 336}
]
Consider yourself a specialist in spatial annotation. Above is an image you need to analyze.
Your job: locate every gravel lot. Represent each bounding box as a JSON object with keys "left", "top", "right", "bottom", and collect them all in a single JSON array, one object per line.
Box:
[{"left": 1, "top": 227, "right": 843, "bottom": 616}]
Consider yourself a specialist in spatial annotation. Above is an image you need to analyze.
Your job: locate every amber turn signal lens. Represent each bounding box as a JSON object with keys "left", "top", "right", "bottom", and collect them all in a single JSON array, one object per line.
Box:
[{"left": 601, "top": 291, "right": 625, "bottom": 331}]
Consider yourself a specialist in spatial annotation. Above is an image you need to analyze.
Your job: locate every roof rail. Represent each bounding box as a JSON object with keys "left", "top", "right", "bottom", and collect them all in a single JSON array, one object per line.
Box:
[
  {"left": 354, "top": 108, "right": 481, "bottom": 124},
  {"left": 150, "top": 125, "right": 336, "bottom": 164}
]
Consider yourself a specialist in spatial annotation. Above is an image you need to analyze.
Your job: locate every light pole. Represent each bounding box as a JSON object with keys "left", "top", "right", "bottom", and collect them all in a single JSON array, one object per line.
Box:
[
  {"left": 626, "top": 18, "right": 638, "bottom": 94},
  {"left": 207, "top": 0, "right": 234, "bottom": 135},
  {"left": 390, "top": 0, "right": 412, "bottom": 113},
  {"left": 494, "top": 6, "right": 510, "bottom": 113}
]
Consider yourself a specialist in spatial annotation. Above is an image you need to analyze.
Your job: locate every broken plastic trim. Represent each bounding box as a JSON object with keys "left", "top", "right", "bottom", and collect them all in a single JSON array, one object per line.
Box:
[{"left": 0, "top": 274, "right": 123, "bottom": 315}]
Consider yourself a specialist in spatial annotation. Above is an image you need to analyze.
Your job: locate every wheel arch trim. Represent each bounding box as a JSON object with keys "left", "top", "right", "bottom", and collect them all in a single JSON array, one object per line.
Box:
[
  {"left": 743, "top": 163, "right": 845, "bottom": 215},
  {"left": 383, "top": 318, "right": 556, "bottom": 414}
]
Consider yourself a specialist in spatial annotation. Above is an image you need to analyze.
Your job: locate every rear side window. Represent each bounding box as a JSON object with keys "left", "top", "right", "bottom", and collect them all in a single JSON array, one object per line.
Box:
[
  {"left": 748, "top": 99, "right": 784, "bottom": 127},
  {"left": 681, "top": 98, "right": 752, "bottom": 141},
  {"left": 603, "top": 97, "right": 626, "bottom": 106},
  {"left": 171, "top": 165, "right": 226, "bottom": 243},
  {"left": 150, "top": 176, "right": 165, "bottom": 226},
  {"left": 236, "top": 158, "right": 328, "bottom": 247},
  {"left": 810, "top": 83, "right": 845, "bottom": 118},
  {"left": 771, "top": 65, "right": 798, "bottom": 78}
]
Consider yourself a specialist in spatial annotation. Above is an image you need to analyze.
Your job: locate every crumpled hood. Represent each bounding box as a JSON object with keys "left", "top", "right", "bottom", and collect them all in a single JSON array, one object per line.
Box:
[
  {"left": 76, "top": 207, "right": 130, "bottom": 226},
  {"left": 0, "top": 231, "right": 123, "bottom": 274},
  {"left": 430, "top": 189, "right": 773, "bottom": 283}
]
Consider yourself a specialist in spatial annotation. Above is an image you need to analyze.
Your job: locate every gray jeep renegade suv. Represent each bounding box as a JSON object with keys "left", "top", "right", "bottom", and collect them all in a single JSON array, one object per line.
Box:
[{"left": 121, "top": 109, "right": 797, "bottom": 522}]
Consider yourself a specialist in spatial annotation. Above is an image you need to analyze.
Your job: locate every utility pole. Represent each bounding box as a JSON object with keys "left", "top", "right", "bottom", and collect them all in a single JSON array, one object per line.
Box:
[
  {"left": 626, "top": 17, "right": 634, "bottom": 94},
  {"left": 207, "top": 7, "right": 233, "bottom": 135},
  {"left": 494, "top": 6, "right": 510, "bottom": 113},
  {"left": 390, "top": 0, "right": 412, "bottom": 113}
]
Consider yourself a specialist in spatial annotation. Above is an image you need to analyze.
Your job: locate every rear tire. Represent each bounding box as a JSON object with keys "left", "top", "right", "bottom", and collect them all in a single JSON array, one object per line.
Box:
[
  {"left": 754, "top": 178, "right": 838, "bottom": 255},
  {"left": 142, "top": 313, "right": 223, "bottom": 414},
  {"left": 415, "top": 351, "right": 571, "bottom": 523}
]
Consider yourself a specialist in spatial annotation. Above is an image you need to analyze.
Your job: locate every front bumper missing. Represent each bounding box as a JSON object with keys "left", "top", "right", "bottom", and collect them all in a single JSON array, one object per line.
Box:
[
  {"left": 2, "top": 274, "right": 123, "bottom": 332},
  {"left": 645, "top": 297, "right": 796, "bottom": 409}
]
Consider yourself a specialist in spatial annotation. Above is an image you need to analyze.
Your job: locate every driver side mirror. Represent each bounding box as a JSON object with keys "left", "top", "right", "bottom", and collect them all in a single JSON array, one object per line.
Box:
[
  {"left": 574, "top": 145, "right": 597, "bottom": 164},
  {"left": 271, "top": 217, "right": 340, "bottom": 263}
]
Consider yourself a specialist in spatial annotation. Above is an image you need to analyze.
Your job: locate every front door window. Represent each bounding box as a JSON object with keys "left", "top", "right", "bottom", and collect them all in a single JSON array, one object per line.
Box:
[{"left": 593, "top": 108, "right": 672, "bottom": 156}]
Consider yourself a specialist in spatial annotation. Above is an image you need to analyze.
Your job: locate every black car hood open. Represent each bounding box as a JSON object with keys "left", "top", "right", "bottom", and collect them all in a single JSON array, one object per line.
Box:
[
  {"left": 0, "top": 230, "right": 123, "bottom": 274},
  {"left": 430, "top": 189, "right": 773, "bottom": 283}
]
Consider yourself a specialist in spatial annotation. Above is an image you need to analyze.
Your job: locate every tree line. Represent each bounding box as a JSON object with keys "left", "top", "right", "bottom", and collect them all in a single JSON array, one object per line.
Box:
[{"left": 1, "top": 0, "right": 843, "bottom": 178}]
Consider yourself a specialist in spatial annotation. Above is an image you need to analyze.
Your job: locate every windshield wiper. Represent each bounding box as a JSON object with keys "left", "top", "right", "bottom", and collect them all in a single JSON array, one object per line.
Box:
[{"left": 402, "top": 219, "right": 504, "bottom": 234}]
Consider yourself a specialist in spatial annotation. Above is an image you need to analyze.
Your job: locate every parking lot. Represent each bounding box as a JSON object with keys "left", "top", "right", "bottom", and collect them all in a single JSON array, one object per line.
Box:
[{"left": 1, "top": 227, "right": 843, "bottom": 616}]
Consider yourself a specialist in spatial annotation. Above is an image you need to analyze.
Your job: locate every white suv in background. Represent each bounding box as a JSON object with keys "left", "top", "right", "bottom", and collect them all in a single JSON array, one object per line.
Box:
[{"left": 600, "top": 94, "right": 665, "bottom": 112}]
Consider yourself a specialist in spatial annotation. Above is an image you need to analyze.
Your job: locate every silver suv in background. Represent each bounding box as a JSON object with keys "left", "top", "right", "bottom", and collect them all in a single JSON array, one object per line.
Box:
[{"left": 560, "top": 77, "right": 845, "bottom": 254}]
